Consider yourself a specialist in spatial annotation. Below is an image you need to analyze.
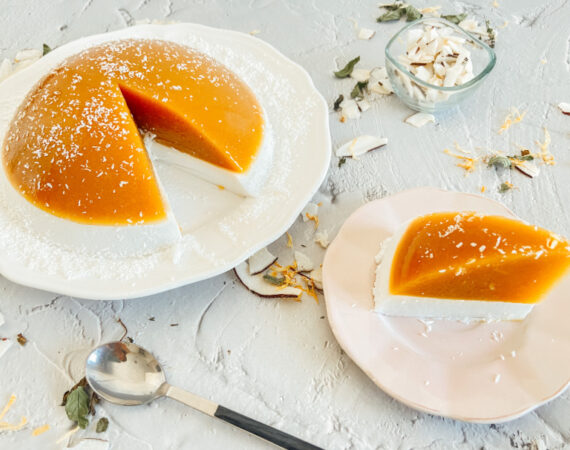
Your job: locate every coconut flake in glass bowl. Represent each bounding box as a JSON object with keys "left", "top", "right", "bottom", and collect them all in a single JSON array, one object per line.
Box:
[{"left": 385, "top": 17, "right": 496, "bottom": 113}]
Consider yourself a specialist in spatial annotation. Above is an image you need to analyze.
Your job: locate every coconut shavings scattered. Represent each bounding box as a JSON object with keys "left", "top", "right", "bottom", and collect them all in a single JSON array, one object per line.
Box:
[
  {"left": 314, "top": 230, "right": 330, "bottom": 249},
  {"left": 294, "top": 251, "right": 314, "bottom": 272},
  {"left": 558, "top": 103, "right": 570, "bottom": 116},
  {"left": 334, "top": 61, "right": 393, "bottom": 121},
  {"left": 358, "top": 28, "right": 376, "bottom": 40},
  {"left": 0, "top": 45, "right": 47, "bottom": 83},
  {"left": 236, "top": 259, "right": 322, "bottom": 302},
  {"left": 336, "top": 136, "right": 388, "bottom": 158},
  {"left": 405, "top": 112, "right": 436, "bottom": 127},
  {"left": 498, "top": 108, "right": 526, "bottom": 134},
  {"left": 248, "top": 247, "right": 278, "bottom": 275}
]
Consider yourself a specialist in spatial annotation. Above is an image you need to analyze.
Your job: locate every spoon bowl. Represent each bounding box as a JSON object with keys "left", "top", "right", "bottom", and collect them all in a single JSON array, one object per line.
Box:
[{"left": 86, "top": 341, "right": 166, "bottom": 406}]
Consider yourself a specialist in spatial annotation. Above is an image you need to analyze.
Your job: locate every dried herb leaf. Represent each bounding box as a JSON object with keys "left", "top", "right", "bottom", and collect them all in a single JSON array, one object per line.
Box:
[
  {"left": 263, "top": 274, "right": 286, "bottom": 286},
  {"left": 499, "top": 182, "right": 513, "bottom": 193},
  {"left": 512, "top": 153, "right": 534, "bottom": 161},
  {"left": 96, "top": 417, "right": 109, "bottom": 433},
  {"left": 65, "top": 386, "right": 90, "bottom": 429},
  {"left": 334, "top": 56, "right": 360, "bottom": 78},
  {"left": 441, "top": 13, "right": 467, "bottom": 24},
  {"left": 16, "top": 333, "right": 27, "bottom": 346},
  {"left": 338, "top": 156, "right": 347, "bottom": 168},
  {"left": 42, "top": 43, "right": 52, "bottom": 56},
  {"left": 404, "top": 5, "right": 423, "bottom": 21},
  {"left": 333, "top": 94, "right": 344, "bottom": 111},
  {"left": 350, "top": 81, "right": 368, "bottom": 99},
  {"left": 377, "top": 8, "right": 404, "bottom": 22},
  {"left": 486, "top": 20, "right": 496, "bottom": 48},
  {"left": 487, "top": 155, "right": 511, "bottom": 169},
  {"left": 380, "top": 3, "right": 404, "bottom": 11}
]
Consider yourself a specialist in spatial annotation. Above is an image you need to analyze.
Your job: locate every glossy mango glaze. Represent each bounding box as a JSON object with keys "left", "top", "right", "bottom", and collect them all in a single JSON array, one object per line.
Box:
[
  {"left": 2, "top": 39, "right": 264, "bottom": 225},
  {"left": 390, "top": 212, "right": 570, "bottom": 303}
]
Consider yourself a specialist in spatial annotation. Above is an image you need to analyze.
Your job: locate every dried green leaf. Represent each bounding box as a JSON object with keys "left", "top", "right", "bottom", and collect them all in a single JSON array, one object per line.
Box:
[
  {"left": 65, "top": 386, "right": 90, "bottom": 429},
  {"left": 441, "top": 13, "right": 467, "bottom": 25},
  {"left": 487, "top": 155, "right": 511, "bottom": 169},
  {"left": 499, "top": 182, "right": 513, "bottom": 193},
  {"left": 377, "top": 8, "right": 405, "bottom": 22},
  {"left": 512, "top": 153, "right": 534, "bottom": 161},
  {"left": 263, "top": 274, "right": 286, "bottom": 286},
  {"left": 379, "top": 3, "right": 404, "bottom": 11},
  {"left": 333, "top": 94, "right": 344, "bottom": 111},
  {"left": 350, "top": 80, "right": 368, "bottom": 99},
  {"left": 96, "top": 417, "right": 109, "bottom": 433},
  {"left": 334, "top": 56, "right": 360, "bottom": 78},
  {"left": 404, "top": 5, "right": 423, "bottom": 21},
  {"left": 338, "top": 156, "right": 347, "bottom": 168},
  {"left": 42, "top": 43, "right": 52, "bottom": 56},
  {"left": 486, "top": 20, "right": 496, "bottom": 48}
]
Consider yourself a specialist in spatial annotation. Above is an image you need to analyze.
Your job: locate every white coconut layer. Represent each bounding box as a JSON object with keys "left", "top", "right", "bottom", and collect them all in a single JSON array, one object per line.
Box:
[{"left": 373, "top": 220, "right": 534, "bottom": 321}]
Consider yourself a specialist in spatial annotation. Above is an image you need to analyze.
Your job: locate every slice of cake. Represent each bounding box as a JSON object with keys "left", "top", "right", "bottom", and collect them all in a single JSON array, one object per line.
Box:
[
  {"left": 373, "top": 211, "right": 570, "bottom": 320},
  {"left": 1, "top": 39, "right": 270, "bottom": 256}
]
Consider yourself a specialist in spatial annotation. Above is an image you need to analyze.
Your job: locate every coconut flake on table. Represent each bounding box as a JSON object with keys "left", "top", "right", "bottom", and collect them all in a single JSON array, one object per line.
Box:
[
  {"left": 336, "top": 135, "right": 388, "bottom": 158},
  {"left": 340, "top": 98, "right": 360, "bottom": 120},
  {"left": 235, "top": 261, "right": 302, "bottom": 299},
  {"left": 309, "top": 267, "right": 323, "bottom": 290},
  {"left": 358, "top": 28, "right": 376, "bottom": 40},
  {"left": 294, "top": 250, "right": 314, "bottom": 271},
  {"left": 368, "top": 67, "right": 393, "bottom": 95},
  {"left": 314, "top": 230, "right": 330, "bottom": 248},
  {"left": 357, "top": 99, "right": 371, "bottom": 112},
  {"left": 248, "top": 247, "right": 278, "bottom": 275},
  {"left": 515, "top": 161, "right": 540, "bottom": 178},
  {"left": 14, "top": 48, "right": 42, "bottom": 63},
  {"left": 558, "top": 103, "right": 570, "bottom": 116},
  {"left": 350, "top": 68, "right": 371, "bottom": 82},
  {"left": 405, "top": 112, "right": 436, "bottom": 127},
  {"left": 301, "top": 202, "right": 319, "bottom": 221}
]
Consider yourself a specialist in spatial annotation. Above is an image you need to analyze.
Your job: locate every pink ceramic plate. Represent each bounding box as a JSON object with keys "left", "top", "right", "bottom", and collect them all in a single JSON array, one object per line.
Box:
[{"left": 322, "top": 187, "right": 570, "bottom": 423}]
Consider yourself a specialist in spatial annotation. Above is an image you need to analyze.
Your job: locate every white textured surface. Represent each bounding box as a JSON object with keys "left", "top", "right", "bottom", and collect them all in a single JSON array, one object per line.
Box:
[{"left": 0, "top": 0, "right": 569, "bottom": 449}]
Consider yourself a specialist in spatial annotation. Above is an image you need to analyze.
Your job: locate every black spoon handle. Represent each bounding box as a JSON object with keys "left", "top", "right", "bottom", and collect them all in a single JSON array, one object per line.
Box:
[{"left": 215, "top": 405, "right": 323, "bottom": 450}]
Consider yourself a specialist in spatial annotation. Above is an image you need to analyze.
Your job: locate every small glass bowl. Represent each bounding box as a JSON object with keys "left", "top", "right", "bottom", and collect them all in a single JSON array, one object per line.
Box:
[{"left": 385, "top": 17, "right": 496, "bottom": 113}]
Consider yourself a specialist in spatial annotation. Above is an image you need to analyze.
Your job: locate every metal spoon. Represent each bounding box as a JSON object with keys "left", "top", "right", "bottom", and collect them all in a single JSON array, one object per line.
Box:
[{"left": 86, "top": 341, "right": 322, "bottom": 450}]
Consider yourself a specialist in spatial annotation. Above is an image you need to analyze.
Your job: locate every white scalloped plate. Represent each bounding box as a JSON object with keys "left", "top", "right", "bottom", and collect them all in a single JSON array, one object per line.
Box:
[
  {"left": 322, "top": 188, "right": 570, "bottom": 423},
  {"left": 0, "top": 24, "right": 330, "bottom": 300}
]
